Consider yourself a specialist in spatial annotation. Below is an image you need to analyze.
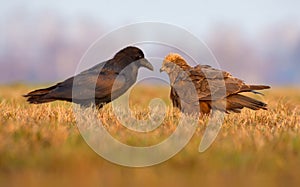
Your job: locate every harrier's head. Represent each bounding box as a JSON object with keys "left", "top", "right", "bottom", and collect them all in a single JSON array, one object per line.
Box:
[{"left": 160, "top": 53, "right": 190, "bottom": 74}]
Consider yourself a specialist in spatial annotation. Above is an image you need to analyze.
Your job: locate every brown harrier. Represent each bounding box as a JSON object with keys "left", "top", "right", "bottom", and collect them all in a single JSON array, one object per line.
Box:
[{"left": 160, "top": 53, "right": 270, "bottom": 114}]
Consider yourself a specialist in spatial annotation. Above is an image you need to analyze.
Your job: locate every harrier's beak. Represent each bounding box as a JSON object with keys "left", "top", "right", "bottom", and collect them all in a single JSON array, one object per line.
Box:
[
  {"left": 139, "top": 58, "right": 154, "bottom": 71},
  {"left": 159, "top": 66, "right": 165, "bottom": 73}
]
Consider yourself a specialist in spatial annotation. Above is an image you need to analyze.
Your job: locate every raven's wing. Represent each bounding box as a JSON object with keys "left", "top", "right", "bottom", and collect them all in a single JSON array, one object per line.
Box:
[{"left": 42, "top": 69, "right": 127, "bottom": 101}]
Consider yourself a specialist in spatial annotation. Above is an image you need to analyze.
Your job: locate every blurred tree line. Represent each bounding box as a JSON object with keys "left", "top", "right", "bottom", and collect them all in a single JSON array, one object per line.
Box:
[{"left": 1, "top": 11, "right": 299, "bottom": 86}]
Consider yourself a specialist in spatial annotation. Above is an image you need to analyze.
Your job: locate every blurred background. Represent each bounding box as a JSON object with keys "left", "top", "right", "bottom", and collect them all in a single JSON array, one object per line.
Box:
[{"left": 1, "top": 0, "right": 300, "bottom": 86}]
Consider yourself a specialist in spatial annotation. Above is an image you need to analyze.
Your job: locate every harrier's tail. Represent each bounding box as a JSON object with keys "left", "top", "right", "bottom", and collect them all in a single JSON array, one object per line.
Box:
[
  {"left": 240, "top": 85, "right": 270, "bottom": 94},
  {"left": 23, "top": 85, "right": 57, "bottom": 104},
  {"left": 226, "top": 94, "right": 267, "bottom": 113}
]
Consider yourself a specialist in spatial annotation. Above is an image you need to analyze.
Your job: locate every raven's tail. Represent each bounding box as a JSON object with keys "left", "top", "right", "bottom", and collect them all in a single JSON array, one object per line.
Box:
[{"left": 23, "top": 85, "right": 57, "bottom": 104}]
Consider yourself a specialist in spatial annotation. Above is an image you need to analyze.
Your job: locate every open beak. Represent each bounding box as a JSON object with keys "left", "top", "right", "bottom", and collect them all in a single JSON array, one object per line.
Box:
[{"left": 139, "top": 58, "right": 154, "bottom": 71}]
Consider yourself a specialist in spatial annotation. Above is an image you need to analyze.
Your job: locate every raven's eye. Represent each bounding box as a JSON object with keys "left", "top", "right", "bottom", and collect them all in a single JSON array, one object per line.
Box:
[{"left": 136, "top": 55, "right": 142, "bottom": 60}]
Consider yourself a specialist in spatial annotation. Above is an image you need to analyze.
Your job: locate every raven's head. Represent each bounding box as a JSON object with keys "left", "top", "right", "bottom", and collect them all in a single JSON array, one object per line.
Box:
[{"left": 114, "top": 46, "right": 153, "bottom": 71}]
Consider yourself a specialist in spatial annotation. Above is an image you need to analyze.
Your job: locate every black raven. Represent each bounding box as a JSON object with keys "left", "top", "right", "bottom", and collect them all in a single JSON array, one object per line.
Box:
[{"left": 24, "top": 46, "right": 154, "bottom": 108}]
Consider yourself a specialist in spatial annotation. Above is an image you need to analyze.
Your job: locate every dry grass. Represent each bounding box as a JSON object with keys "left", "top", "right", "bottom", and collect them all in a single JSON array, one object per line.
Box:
[{"left": 0, "top": 84, "right": 300, "bottom": 187}]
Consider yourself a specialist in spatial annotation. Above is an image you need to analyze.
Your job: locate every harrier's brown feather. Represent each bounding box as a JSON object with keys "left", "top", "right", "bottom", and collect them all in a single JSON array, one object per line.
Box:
[{"left": 161, "top": 53, "right": 270, "bottom": 114}]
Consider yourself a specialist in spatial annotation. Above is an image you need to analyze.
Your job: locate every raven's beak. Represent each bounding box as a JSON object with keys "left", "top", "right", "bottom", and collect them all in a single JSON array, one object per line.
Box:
[
  {"left": 159, "top": 66, "right": 165, "bottom": 73},
  {"left": 139, "top": 58, "right": 154, "bottom": 71}
]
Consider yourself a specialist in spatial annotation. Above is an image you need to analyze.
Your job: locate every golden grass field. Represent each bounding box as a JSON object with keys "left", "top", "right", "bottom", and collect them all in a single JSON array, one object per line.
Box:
[{"left": 0, "top": 84, "right": 300, "bottom": 187}]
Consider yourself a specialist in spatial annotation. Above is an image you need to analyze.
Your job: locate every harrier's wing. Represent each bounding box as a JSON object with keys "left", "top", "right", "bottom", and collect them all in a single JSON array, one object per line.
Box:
[{"left": 179, "top": 65, "right": 268, "bottom": 101}]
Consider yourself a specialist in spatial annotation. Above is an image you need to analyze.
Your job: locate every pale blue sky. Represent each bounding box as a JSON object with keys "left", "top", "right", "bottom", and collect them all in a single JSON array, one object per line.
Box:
[{"left": 2, "top": 0, "right": 300, "bottom": 37}]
